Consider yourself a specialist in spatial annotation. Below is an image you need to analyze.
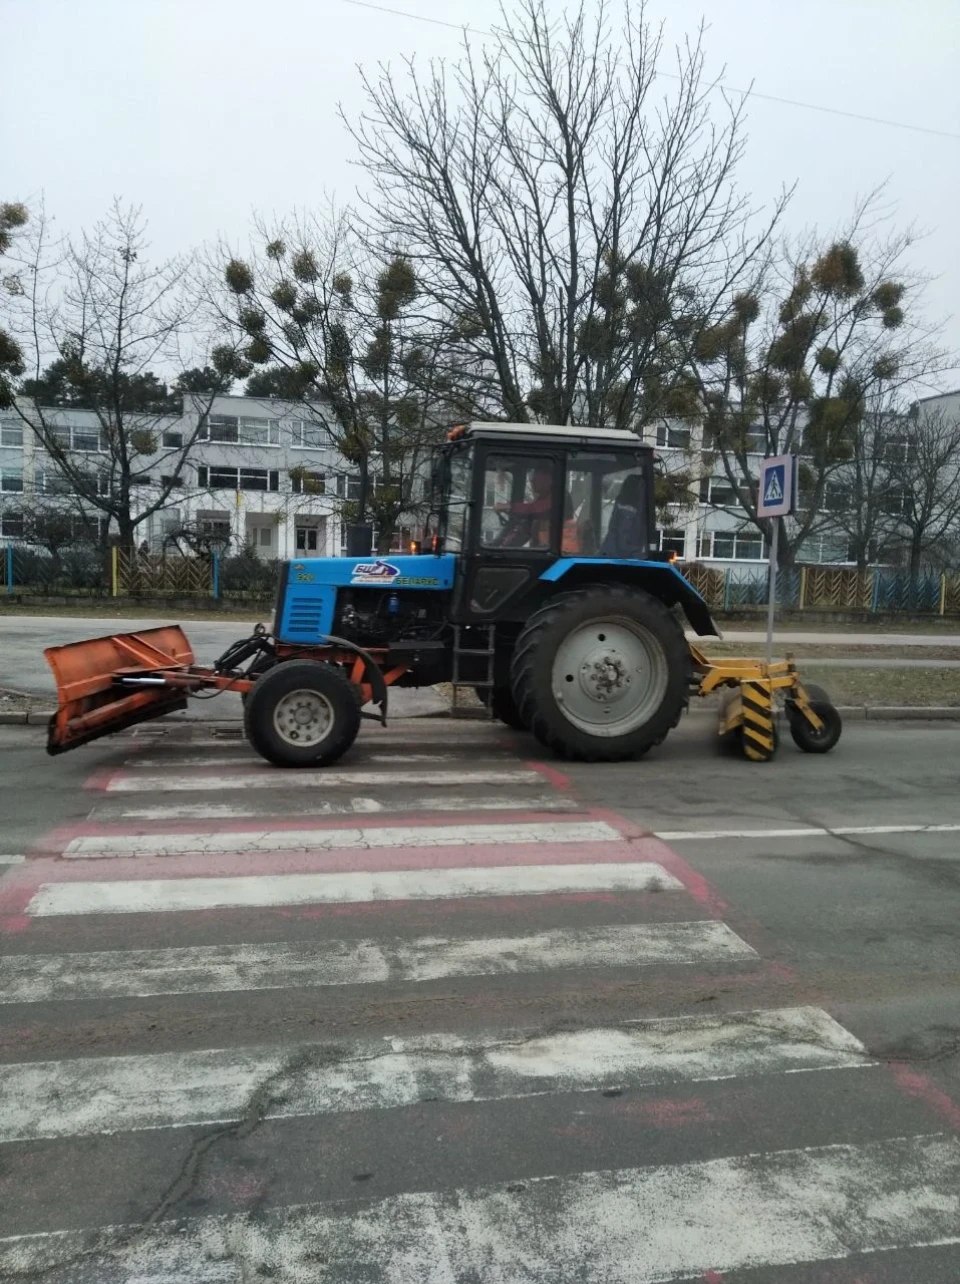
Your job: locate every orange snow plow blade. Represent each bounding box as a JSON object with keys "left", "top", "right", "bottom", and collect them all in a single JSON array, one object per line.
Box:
[{"left": 44, "top": 626, "right": 195, "bottom": 755}]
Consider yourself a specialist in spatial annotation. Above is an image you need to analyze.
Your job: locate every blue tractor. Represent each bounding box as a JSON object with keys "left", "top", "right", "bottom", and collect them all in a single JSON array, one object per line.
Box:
[{"left": 44, "top": 422, "right": 841, "bottom": 766}]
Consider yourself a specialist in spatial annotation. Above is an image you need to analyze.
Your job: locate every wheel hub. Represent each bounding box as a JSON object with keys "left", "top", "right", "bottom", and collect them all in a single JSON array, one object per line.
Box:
[
  {"left": 580, "top": 647, "right": 633, "bottom": 702},
  {"left": 551, "top": 617, "right": 669, "bottom": 738},
  {"left": 272, "top": 689, "right": 334, "bottom": 747}
]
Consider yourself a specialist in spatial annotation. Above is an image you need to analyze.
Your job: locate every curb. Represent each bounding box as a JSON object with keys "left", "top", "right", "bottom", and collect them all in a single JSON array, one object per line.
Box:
[
  {"left": 864, "top": 705, "right": 960, "bottom": 721},
  {"left": 0, "top": 712, "right": 28, "bottom": 725},
  {"left": 676, "top": 703, "right": 959, "bottom": 723}
]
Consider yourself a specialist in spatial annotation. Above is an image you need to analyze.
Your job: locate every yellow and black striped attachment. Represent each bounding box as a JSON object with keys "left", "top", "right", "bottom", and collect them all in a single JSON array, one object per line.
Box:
[{"left": 739, "top": 679, "right": 776, "bottom": 761}]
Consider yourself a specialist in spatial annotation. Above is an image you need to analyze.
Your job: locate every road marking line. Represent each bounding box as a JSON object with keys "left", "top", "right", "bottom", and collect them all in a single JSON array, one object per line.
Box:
[
  {"left": 91, "top": 794, "right": 578, "bottom": 822},
  {"left": 1, "top": 921, "right": 756, "bottom": 1003},
  {"left": 0, "top": 855, "right": 24, "bottom": 866},
  {"left": 4, "top": 1134, "right": 954, "bottom": 1281},
  {"left": 62, "top": 819, "right": 619, "bottom": 859},
  {"left": 655, "top": 822, "right": 960, "bottom": 841},
  {"left": 120, "top": 752, "right": 457, "bottom": 768},
  {"left": 104, "top": 768, "right": 539, "bottom": 793},
  {"left": 27, "top": 861, "right": 681, "bottom": 916},
  {"left": 0, "top": 1007, "right": 865, "bottom": 1142}
]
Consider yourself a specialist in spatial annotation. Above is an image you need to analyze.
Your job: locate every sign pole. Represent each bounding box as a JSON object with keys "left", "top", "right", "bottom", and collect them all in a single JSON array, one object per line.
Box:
[
  {"left": 765, "top": 518, "right": 779, "bottom": 666},
  {"left": 758, "top": 453, "right": 794, "bottom": 669}
]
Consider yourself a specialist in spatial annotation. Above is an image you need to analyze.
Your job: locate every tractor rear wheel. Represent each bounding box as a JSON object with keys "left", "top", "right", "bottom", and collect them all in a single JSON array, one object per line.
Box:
[
  {"left": 244, "top": 660, "right": 362, "bottom": 767},
  {"left": 474, "top": 685, "right": 528, "bottom": 730},
  {"left": 510, "top": 584, "right": 690, "bottom": 761}
]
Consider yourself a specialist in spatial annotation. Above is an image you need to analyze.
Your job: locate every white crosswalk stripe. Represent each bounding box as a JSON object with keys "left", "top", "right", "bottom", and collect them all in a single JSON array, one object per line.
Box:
[
  {"left": 118, "top": 751, "right": 456, "bottom": 767},
  {"left": 7, "top": 731, "right": 956, "bottom": 1281},
  {"left": 0, "top": 921, "right": 758, "bottom": 1003},
  {"left": 4, "top": 1135, "right": 959, "bottom": 1280},
  {"left": 61, "top": 818, "right": 617, "bottom": 859},
  {"left": 103, "top": 767, "right": 541, "bottom": 792},
  {"left": 27, "top": 861, "right": 681, "bottom": 916},
  {"left": 90, "top": 793, "right": 578, "bottom": 821},
  {"left": 0, "top": 1007, "right": 868, "bottom": 1143}
]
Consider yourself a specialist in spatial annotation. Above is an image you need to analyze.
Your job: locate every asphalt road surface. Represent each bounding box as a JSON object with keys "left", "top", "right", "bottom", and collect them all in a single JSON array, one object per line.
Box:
[
  {"left": 7, "top": 614, "right": 960, "bottom": 701},
  {"left": 2, "top": 713, "right": 960, "bottom": 1281}
]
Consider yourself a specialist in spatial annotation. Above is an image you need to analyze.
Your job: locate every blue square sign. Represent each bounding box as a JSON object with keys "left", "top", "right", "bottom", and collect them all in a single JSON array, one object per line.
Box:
[{"left": 757, "top": 454, "right": 795, "bottom": 518}]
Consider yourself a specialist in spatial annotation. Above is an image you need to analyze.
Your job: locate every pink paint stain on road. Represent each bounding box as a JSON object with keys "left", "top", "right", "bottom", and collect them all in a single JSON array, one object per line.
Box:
[
  {"left": 527, "top": 760, "right": 571, "bottom": 791},
  {"left": 890, "top": 1064, "right": 960, "bottom": 1131}
]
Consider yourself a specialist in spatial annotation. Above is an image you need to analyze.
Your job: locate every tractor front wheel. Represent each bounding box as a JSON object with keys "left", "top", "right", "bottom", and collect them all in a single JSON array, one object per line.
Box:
[
  {"left": 244, "top": 660, "right": 362, "bottom": 767},
  {"left": 510, "top": 585, "right": 690, "bottom": 761}
]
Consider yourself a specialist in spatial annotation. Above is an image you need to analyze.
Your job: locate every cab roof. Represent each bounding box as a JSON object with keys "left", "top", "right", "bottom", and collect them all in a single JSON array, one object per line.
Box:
[{"left": 450, "top": 422, "right": 653, "bottom": 451}]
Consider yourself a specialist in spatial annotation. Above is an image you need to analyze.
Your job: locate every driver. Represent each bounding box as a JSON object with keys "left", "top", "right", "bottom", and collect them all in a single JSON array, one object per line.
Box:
[{"left": 495, "top": 467, "right": 553, "bottom": 548}]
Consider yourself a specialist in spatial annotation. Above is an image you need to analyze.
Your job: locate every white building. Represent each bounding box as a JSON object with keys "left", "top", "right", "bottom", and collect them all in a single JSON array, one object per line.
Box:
[
  {"left": 0, "top": 393, "right": 390, "bottom": 559},
  {"left": 6, "top": 392, "right": 951, "bottom": 573}
]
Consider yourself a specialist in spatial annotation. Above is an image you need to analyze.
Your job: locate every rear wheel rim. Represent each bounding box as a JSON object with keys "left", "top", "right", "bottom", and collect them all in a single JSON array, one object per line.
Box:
[
  {"left": 272, "top": 688, "right": 334, "bottom": 747},
  {"left": 551, "top": 616, "right": 669, "bottom": 737}
]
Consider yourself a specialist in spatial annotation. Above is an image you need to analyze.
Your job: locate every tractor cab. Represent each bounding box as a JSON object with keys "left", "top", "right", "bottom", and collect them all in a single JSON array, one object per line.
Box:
[{"left": 430, "top": 422, "right": 672, "bottom": 625}]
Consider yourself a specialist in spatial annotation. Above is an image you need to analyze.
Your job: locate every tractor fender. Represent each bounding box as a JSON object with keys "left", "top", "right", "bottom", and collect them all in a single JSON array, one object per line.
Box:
[
  {"left": 539, "top": 558, "right": 719, "bottom": 637},
  {"left": 323, "top": 635, "right": 389, "bottom": 724}
]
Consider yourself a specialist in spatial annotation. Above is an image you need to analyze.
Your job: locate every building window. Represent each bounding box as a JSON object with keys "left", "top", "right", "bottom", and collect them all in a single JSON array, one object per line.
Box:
[
  {"left": 72, "top": 428, "right": 102, "bottom": 452},
  {"left": 198, "top": 465, "right": 279, "bottom": 492},
  {"left": 291, "top": 470, "right": 326, "bottom": 495},
  {"left": 389, "top": 526, "right": 414, "bottom": 553},
  {"left": 257, "top": 526, "right": 273, "bottom": 548},
  {"left": 335, "top": 474, "right": 364, "bottom": 501},
  {"left": 203, "top": 415, "right": 239, "bottom": 444},
  {"left": 698, "top": 530, "right": 765, "bottom": 560},
  {"left": 34, "top": 469, "right": 71, "bottom": 496},
  {"left": 296, "top": 525, "right": 320, "bottom": 553},
  {"left": 882, "top": 438, "right": 917, "bottom": 466},
  {"left": 199, "top": 517, "right": 231, "bottom": 543},
  {"left": 0, "top": 511, "right": 24, "bottom": 538},
  {"left": 162, "top": 429, "right": 184, "bottom": 448},
  {"left": 736, "top": 534, "right": 764, "bottom": 560},
  {"left": 291, "top": 419, "right": 332, "bottom": 449},
  {"left": 656, "top": 424, "right": 691, "bottom": 450},
  {"left": 199, "top": 414, "right": 280, "bottom": 446},
  {"left": 0, "top": 422, "right": 23, "bottom": 448},
  {"left": 658, "top": 528, "right": 686, "bottom": 556},
  {"left": 49, "top": 424, "right": 108, "bottom": 453},
  {"left": 705, "top": 479, "right": 737, "bottom": 507},
  {"left": 0, "top": 469, "right": 24, "bottom": 493}
]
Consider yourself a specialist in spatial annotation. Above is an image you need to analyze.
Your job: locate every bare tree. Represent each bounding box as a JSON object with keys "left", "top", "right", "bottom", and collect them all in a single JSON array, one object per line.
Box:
[
  {"left": 0, "top": 201, "right": 29, "bottom": 403},
  {"left": 892, "top": 405, "right": 960, "bottom": 577},
  {"left": 827, "top": 392, "right": 907, "bottom": 571},
  {"left": 2, "top": 202, "right": 248, "bottom": 548},
  {"left": 686, "top": 193, "right": 950, "bottom": 568},
  {"left": 344, "top": 0, "right": 787, "bottom": 428},
  {"left": 217, "top": 212, "right": 471, "bottom": 548}
]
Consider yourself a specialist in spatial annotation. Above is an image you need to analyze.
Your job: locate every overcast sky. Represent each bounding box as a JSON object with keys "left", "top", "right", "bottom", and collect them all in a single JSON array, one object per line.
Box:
[{"left": 5, "top": 0, "right": 960, "bottom": 381}]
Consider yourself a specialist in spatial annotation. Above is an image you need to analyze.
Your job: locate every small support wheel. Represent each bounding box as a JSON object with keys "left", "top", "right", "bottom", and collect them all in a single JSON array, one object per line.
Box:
[
  {"left": 787, "top": 683, "right": 842, "bottom": 754},
  {"left": 244, "top": 660, "right": 362, "bottom": 767}
]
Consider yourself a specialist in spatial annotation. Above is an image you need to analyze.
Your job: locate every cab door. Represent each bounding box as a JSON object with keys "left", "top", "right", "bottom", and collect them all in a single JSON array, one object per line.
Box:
[{"left": 450, "top": 448, "right": 561, "bottom": 623}]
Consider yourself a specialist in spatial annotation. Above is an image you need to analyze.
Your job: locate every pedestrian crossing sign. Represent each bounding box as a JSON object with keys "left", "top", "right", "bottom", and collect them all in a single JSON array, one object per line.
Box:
[{"left": 757, "top": 454, "right": 795, "bottom": 517}]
